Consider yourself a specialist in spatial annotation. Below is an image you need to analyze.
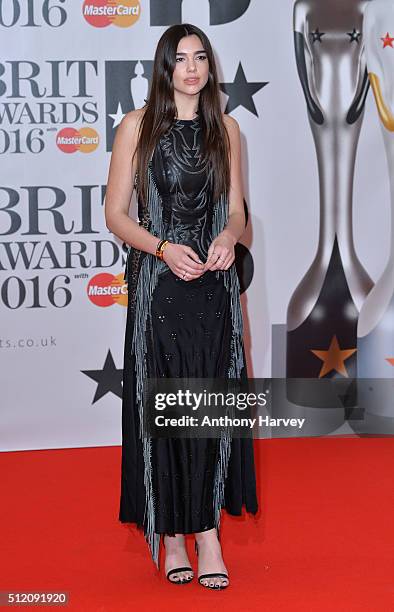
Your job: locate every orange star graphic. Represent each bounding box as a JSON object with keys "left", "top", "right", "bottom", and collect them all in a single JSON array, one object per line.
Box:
[
  {"left": 381, "top": 32, "right": 394, "bottom": 48},
  {"left": 311, "top": 335, "right": 357, "bottom": 378},
  {"left": 386, "top": 358, "right": 394, "bottom": 366}
]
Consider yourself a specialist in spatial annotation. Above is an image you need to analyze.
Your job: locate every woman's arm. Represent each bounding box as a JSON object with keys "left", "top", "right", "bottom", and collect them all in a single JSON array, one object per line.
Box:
[
  {"left": 221, "top": 113, "right": 246, "bottom": 244},
  {"left": 204, "top": 114, "right": 246, "bottom": 271},
  {"left": 104, "top": 109, "right": 160, "bottom": 256}
]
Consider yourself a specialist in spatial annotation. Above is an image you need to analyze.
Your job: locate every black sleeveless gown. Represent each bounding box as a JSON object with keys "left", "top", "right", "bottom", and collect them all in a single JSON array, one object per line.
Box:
[{"left": 119, "top": 115, "right": 258, "bottom": 567}]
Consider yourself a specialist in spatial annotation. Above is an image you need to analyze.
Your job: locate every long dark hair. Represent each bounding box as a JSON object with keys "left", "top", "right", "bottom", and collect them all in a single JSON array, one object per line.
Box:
[{"left": 134, "top": 23, "right": 230, "bottom": 205}]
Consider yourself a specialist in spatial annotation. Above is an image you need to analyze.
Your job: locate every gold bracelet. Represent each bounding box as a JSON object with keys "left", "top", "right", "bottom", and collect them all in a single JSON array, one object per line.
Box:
[{"left": 156, "top": 239, "right": 169, "bottom": 260}]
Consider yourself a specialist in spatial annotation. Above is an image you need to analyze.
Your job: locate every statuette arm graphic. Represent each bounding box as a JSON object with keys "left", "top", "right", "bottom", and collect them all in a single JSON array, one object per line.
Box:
[
  {"left": 294, "top": 2, "right": 324, "bottom": 125},
  {"left": 347, "top": 66, "right": 370, "bottom": 124},
  {"left": 369, "top": 73, "right": 394, "bottom": 130}
]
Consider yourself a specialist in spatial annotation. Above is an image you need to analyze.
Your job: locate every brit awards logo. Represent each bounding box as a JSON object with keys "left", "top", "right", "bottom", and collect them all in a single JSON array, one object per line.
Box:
[
  {"left": 0, "top": 184, "right": 128, "bottom": 310},
  {"left": 0, "top": 60, "right": 99, "bottom": 155},
  {"left": 105, "top": 60, "right": 153, "bottom": 151},
  {"left": 104, "top": 59, "right": 268, "bottom": 151}
]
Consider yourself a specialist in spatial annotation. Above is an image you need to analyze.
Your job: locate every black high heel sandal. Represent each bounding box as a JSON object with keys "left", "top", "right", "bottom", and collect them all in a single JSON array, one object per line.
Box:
[
  {"left": 194, "top": 541, "right": 229, "bottom": 590},
  {"left": 166, "top": 567, "right": 194, "bottom": 585},
  {"left": 164, "top": 536, "right": 193, "bottom": 585}
]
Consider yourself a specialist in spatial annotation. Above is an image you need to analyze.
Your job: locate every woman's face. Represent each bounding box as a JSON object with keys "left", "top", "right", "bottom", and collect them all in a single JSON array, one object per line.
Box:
[{"left": 172, "top": 34, "right": 209, "bottom": 97}]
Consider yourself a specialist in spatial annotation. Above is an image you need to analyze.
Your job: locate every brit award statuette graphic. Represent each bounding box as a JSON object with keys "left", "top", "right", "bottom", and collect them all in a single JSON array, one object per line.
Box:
[
  {"left": 357, "top": 0, "right": 394, "bottom": 431},
  {"left": 286, "top": 0, "right": 373, "bottom": 408}
]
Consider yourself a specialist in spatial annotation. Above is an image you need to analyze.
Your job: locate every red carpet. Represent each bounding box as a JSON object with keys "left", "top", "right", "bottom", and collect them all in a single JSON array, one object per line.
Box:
[{"left": 1, "top": 438, "right": 393, "bottom": 611}]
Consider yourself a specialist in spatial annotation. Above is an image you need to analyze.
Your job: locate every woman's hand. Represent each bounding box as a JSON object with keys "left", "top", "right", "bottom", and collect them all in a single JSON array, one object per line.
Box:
[
  {"left": 204, "top": 230, "right": 236, "bottom": 272},
  {"left": 163, "top": 243, "right": 205, "bottom": 281}
]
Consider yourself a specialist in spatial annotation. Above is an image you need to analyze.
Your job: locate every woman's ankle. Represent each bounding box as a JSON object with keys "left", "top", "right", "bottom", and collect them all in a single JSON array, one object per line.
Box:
[
  {"left": 164, "top": 534, "right": 186, "bottom": 548},
  {"left": 194, "top": 528, "right": 220, "bottom": 546}
]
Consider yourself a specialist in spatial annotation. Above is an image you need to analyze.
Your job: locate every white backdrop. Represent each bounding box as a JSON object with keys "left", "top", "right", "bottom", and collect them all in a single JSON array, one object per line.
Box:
[{"left": 0, "top": 0, "right": 388, "bottom": 451}]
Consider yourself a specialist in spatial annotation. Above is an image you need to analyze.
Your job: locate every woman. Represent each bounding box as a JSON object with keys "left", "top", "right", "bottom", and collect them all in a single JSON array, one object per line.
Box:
[{"left": 105, "top": 23, "right": 257, "bottom": 590}]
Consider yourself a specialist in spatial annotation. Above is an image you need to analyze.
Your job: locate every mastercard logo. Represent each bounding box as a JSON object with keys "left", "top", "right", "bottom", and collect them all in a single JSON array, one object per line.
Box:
[
  {"left": 87, "top": 273, "right": 128, "bottom": 307},
  {"left": 83, "top": 0, "right": 140, "bottom": 28},
  {"left": 56, "top": 127, "right": 99, "bottom": 153}
]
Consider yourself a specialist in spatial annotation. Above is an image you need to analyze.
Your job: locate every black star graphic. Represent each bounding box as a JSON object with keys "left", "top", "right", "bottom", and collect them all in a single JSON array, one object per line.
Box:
[
  {"left": 310, "top": 28, "right": 325, "bottom": 43},
  {"left": 219, "top": 63, "right": 268, "bottom": 116},
  {"left": 81, "top": 350, "right": 123, "bottom": 403},
  {"left": 347, "top": 28, "right": 361, "bottom": 43}
]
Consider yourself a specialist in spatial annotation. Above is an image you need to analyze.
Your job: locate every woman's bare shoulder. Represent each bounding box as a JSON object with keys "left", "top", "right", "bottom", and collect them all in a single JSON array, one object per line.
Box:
[
  {"left": 117, "top": 107, "right": 146, "bottom": 139},
  {"left": 222, "top": 113, "right": 240, "bottom": 134},
  {"left": 222, "top": 113, "right": 240, "bottom": 143}
]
